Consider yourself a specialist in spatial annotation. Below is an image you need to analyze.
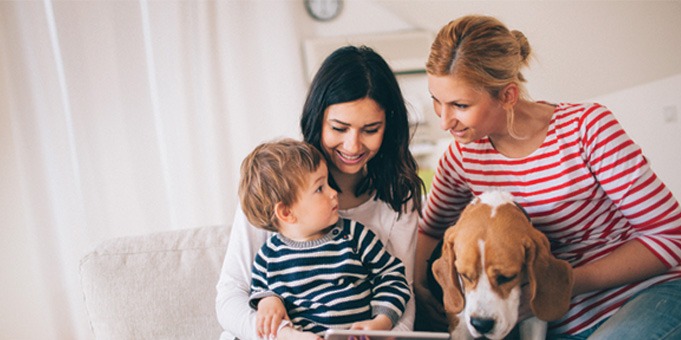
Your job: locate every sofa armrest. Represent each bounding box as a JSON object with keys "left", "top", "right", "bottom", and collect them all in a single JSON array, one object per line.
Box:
[{"left": 80, "top": 225, "right": 230, "bottom": 339}]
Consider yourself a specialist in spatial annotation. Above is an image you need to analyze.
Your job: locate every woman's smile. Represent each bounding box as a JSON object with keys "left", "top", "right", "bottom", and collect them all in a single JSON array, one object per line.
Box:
[
  {"left": 336, "top": 150, "right": 366, "bottom": 164},
  {"left": 450, "top": 127, "right": 469, "bottom": 138}
]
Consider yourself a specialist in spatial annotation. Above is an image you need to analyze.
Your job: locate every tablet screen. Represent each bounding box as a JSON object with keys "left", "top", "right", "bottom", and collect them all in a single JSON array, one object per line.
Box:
[{"left": 324, "top": 329, "right": 450, "bottom": 340}]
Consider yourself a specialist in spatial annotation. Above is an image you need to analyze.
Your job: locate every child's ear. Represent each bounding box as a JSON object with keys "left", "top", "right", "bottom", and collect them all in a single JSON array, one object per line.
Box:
[{"left": 274, "top": 202, "right": 296, "bottom": 224}]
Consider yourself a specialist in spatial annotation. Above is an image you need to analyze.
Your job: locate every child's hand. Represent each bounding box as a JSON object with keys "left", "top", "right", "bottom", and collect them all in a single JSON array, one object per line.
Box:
[
  {"left": 256, "top": 296, "right": 288, "bottom": 338},
  {"left": 350, "top": 314, "right": 393, "bottom": 331},
  {"left": 276, "top": 326, "right": 323, "bottom": 340}
]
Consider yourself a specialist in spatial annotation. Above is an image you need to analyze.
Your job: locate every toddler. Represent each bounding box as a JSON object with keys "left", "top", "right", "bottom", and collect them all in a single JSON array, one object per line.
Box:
[{"left": 238, "top": 138, "right": 411, "bottom": 339}]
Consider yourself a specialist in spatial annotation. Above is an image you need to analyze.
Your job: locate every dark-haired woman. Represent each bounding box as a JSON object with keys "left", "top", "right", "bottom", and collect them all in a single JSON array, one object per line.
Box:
[{"left": 216, "top": 45, "right": 424, "bottom": 340}]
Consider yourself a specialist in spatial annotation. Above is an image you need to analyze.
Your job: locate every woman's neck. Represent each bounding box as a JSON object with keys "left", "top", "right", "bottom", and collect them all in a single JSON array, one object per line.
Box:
[
  {"left": 330, "top": 167, "right": 372, "bottom": 210},
  {"left": 490, "top": 100, "right": 555, "bottom": 158}
]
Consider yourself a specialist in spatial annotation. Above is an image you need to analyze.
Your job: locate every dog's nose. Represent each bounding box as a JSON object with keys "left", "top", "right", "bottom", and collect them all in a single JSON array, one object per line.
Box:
[{"left": 470, "top": 317, "right": 495, "bottom": 334}]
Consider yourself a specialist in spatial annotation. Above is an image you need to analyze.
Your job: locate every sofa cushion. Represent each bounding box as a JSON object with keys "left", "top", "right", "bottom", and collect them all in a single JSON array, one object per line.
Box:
[{"left": 80, "top": 225, "right": 230, "bottom": 339}]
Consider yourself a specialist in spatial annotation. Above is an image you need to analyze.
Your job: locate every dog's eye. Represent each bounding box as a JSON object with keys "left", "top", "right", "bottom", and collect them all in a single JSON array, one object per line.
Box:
[{"left": 496, "top": 274, "right": 516, "bottom": 285}]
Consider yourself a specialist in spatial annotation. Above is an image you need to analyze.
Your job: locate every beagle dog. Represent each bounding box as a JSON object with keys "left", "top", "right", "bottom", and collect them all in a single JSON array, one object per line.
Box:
[{"left": 432, "top": 191, "right": 573, "bottom": 340}]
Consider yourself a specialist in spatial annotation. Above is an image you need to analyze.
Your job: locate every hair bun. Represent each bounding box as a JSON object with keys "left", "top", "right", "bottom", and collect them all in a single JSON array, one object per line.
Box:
[{"left": 512, "top": 30, "right": 531, "bottom": 64}]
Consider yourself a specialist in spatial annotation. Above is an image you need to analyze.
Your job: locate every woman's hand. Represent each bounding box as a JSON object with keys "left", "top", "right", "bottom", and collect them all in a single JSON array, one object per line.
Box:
[
  {"left": 350, "top": 314, "right": 393, "bottom": 331},
  {"left": 256, "top": 296, "right": 289, "bottom": 338},
  {"left": 414, "top": 280, "right": 448, "bottom": 331}
]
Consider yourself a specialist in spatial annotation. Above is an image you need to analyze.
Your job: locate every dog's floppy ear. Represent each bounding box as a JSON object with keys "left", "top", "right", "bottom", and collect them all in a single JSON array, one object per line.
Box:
[
  {"left": 432, "top": 228, "right": 464, "bottom": 315},
  {"left": 524, "top": 229, "right": 574, "bottom": 321}
]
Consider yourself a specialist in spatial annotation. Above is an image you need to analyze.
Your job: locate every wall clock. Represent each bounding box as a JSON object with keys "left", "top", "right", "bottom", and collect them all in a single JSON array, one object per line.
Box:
[{"left": 304, "top": 0, "right": 343, "bottom": 22}]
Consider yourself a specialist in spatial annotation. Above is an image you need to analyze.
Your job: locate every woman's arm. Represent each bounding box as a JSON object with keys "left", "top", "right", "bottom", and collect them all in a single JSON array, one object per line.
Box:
[
  {"left": 572, "top": 240, "right": 668, "bottom": 296},
  {"left": 412, "top": 143, "right": 471, "bottom": 330},
  {"left": 216, "top": 205, "right": 269, "bottom": 339},
  {"left": 571, "top": 104, "right": 681, "bottom": 295}
]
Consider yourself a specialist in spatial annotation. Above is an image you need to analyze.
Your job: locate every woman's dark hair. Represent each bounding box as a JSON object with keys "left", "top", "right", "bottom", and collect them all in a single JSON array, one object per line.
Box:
[{"left": 300, "top": 45, "right": 424, "bottom": 215}]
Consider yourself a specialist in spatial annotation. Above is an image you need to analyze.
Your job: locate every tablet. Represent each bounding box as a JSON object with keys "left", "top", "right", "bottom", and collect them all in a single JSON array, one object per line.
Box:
[{"left": 324, "top": 329, "right": 450, "bottom": 340}]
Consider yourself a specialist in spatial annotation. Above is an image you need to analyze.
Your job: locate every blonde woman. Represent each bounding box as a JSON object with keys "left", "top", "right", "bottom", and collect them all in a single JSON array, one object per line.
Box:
[{"left": 415, "top": 15, "right": 681, "bottom": 339}]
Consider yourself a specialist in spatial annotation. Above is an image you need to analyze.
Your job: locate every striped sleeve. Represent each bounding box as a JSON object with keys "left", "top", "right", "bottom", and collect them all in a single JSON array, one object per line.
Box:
[
  {"left": 419, "top": 141, "right": 474, "bottom": 238},
  {"left": 353, "top": 221, "right": 411, "bottom": 326},
  {"left": 579, "top": 104, "right": 681, "bottom": 268},
  {"left": 249, "top": 245, "right": 279, "bottom": 309}
]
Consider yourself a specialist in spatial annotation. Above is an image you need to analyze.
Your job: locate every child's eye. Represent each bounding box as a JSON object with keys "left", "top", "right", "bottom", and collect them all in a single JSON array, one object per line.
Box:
[{"left": 315, "top": 185, "right": 324, "bottom": 193}]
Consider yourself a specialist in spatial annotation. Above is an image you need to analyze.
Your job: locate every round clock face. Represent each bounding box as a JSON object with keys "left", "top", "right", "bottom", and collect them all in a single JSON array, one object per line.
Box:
[{"left": 305, "top": 0, "right": 342, "bottom": 21}]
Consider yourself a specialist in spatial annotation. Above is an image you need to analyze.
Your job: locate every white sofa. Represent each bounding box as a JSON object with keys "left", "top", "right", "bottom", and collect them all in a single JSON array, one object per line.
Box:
[{"left": 79, "top": 224, "right": 230, "bottom": 339}]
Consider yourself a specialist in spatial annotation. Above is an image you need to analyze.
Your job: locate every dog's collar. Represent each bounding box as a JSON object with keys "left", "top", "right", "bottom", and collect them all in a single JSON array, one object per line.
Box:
[{"left": 513, "top": 202, "right": 531, "bottom": 222}]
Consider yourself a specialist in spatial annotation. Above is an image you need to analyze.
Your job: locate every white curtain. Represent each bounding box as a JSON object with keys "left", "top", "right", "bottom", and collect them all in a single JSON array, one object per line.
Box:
[{"left": 0, "top": 1, "right": 306, "bottom": 338}]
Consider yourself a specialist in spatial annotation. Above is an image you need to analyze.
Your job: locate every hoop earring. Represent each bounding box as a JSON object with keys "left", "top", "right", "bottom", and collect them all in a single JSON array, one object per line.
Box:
[{"left": 506, "top": 106, "right": 526, "bottom": 140}]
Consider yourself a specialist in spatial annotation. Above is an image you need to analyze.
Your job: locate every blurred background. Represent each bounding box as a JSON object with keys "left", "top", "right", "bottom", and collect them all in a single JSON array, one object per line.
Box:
[{"left": 1, "top": 0, "right": 680, "bottom": 338}]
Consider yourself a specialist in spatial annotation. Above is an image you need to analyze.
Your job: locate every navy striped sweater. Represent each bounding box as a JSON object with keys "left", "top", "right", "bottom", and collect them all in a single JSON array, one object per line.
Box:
[{"left": 249, "top": 218, "right": 411, "bottom": 335}]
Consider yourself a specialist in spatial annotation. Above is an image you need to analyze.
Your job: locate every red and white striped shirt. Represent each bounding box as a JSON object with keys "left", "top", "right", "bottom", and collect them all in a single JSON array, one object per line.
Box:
[{"left": 419, "top": 102, "right": 681, "bottom": 335}]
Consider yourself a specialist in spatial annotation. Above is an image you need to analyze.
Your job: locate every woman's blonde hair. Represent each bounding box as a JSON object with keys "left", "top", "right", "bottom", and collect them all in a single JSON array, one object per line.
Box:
[
  {"left": 426, "top": 15, "right": 532, "bottom": 100},
  {"left": 238, "top": 138, "right": 323, "bottom": 232}
]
